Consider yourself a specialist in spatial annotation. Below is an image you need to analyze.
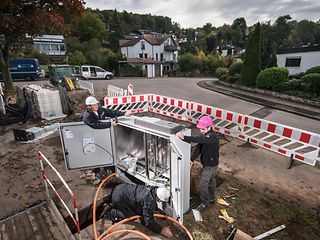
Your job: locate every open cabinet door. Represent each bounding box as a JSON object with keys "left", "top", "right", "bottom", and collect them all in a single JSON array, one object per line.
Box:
[{"left": 59, "top": 122, "right": 114, "bottom": 170}]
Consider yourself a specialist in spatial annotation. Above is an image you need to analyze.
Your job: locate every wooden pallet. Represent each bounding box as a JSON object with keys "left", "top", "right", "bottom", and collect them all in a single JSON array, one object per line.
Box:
[{"left": 0, "top": 200, "right": 75, "bottom": 240}]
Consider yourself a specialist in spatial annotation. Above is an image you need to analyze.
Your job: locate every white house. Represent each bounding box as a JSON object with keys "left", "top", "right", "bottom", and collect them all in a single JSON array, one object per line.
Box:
[
  {"left": 276, "top": 46, "right": 320, "bottom": 75},
  {"left": 25, "top": 34, "right": 67, "bottom": 63},
  {"left": 119, "top": 34, "right": 180, "bottom": 77}
]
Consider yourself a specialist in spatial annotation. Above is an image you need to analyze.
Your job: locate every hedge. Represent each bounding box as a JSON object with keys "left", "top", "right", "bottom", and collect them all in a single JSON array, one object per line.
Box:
[
  {"left": 256, "top": 67, "right": 289, "bottom": 90},
  {"left": 300, "top": 73, "right": 320, "bottom": 94},
  {"left": 229, "top": 61, "right": 243, "bottom": 76},
  {"left": 305, "top": 66, "right": 320, "bottom": 75}
]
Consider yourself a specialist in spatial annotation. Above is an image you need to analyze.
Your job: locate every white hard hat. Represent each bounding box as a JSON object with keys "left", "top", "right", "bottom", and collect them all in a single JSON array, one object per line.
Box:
[
  {"left": 156, "top": 187, "right": 170, "bottom": 202},
  {"left": 85, "top": 96, "right": 99, "bottom": 105}
]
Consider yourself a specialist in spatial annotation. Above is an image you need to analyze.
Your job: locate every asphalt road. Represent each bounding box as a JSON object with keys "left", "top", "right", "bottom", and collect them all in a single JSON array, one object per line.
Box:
[{"left": 17, "top": 77, "right": 320, "bottom": 133}]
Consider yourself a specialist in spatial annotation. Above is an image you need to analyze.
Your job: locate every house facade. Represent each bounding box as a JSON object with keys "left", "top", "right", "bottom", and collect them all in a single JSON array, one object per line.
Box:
[
  {"left": 276, "top": 46, "right": 320, "bottom": 75},
  {"left": 25, "top": 34, "right": 67, "bottom": 63},
  {"left": 119, "top": 34, "right": 180, "bottom": 76}
]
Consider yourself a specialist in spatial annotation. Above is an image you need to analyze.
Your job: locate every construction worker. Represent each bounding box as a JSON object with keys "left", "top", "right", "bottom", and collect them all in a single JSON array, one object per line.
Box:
[
  {"left": 178, "top": 115, "right": 219, "bottom": 211},
  {"left": 83, "top": 96, "right": 130, "bottom": 129},
  {"left": 104, "top": 183, "right": 173, "bottom": 238},
  {"left": 83, "top": 96, "right": 130, "bottom": 181}
]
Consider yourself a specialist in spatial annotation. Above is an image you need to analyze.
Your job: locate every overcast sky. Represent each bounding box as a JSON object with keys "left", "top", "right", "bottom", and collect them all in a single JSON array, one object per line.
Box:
[{"left": 85, "top": 0, "right": 320, "bottom": 28}]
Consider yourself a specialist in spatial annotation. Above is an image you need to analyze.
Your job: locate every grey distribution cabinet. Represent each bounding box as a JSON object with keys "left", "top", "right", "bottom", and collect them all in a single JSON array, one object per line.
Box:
[{"left": 59, "top": 116, "right": 191, "bottom": 223}]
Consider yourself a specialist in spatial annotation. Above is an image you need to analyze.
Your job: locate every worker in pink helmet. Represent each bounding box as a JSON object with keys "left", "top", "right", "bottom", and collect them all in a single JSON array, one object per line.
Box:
[{"left": 178, "top": 115, "right": 219, "bottom": 211}]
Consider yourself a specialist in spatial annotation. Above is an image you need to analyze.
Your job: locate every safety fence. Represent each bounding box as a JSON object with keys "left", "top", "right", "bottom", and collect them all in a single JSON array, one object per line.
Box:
[
  {"left": 79, "top": 80, "right": 94, "bottom": 96},
  {"left": 104, "top": 93, "right": 320, "bottom": 166},
  {"left": 0, "top": 83, "right": 5, "bottom": 114},
  {"left": 38, "top": 151, "right": 81, "bottom": 239}
]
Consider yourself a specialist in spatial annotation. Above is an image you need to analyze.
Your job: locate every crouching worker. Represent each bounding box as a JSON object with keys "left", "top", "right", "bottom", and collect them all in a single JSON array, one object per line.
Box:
[{"left": 104, "top": 183, "right": 173, "bottom": 238}]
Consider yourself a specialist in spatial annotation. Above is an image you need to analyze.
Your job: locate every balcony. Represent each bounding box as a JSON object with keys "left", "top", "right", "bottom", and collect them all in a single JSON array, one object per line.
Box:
[{"left": 164, "top": 45, "right": 180, "bottom": 52}]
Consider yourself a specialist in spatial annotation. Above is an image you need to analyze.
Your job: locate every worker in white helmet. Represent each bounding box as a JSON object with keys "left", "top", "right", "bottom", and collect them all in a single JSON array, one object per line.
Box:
[
  {"left": 103, "top": 183, "right": 173, "bottom": 238},
  {"left": 83, "top": 96, "right": 130, "bottom": 182},
  {"left": 83, "top": 96, "right": 130, "bottom": 129}
]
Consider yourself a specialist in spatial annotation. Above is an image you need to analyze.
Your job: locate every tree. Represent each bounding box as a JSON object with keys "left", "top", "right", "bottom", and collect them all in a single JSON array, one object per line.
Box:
[
  {"left": 0, "top": 0, "right": 84, "bottom": 94},
  {"left": 74, "top": 11, "right": 107, "bottom": 42},
  {"left": 231, "top": 18, "right": 247, "bottom": 47},
  {"left": 240, "top": 22, "right": 262, "bottom": 86},
  {"left": 69, "top": 50, "right": 86, "bottom": 65}
]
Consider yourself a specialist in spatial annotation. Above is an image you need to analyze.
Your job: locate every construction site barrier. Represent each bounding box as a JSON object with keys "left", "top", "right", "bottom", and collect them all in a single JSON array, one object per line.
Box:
[
  {"left": 0, "top": 83, "right": 5, "bottom": 114},
  {"left": 107, "top": 84, "right": 129, "bottom": 97},
  {"left": 38, "top": 151, "right": 81, "bottom": 239},
  {"left": 104, "top": 94, "right": 149, "bottom": 114},
  {"left": 128, "top": 83, "right": 133, "bottom": 96},
  {"left": 104, "top": 94, "right": 320, "bottom": 167},
  {"left": 79, "top": 80, "right": 94, "bottom": 95}
]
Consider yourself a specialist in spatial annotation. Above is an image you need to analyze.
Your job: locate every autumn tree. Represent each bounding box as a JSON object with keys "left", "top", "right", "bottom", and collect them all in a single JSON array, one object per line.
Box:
[{"left": 0, "top": 0, "right": 85, "bottom": 95}]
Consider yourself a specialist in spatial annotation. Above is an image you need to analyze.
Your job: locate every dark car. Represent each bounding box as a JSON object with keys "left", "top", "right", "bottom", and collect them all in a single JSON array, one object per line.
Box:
[{"left": 0, "top": 58, "right": 41, "bottom": 81}]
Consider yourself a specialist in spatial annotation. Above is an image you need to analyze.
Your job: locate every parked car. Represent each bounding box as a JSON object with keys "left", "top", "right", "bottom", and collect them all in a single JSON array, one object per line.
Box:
[
  {"left": 0, "top": 58, "right": 41, "bottom": 81},
  {"left": 80, "top": 65, "right": 114, "bottom": 80}
]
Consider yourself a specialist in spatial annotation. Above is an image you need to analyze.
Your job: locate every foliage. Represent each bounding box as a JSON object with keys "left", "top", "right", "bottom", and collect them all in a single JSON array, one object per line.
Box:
[
  {"left": 207, "top": 54, "right": 227, "bottom": 75},
  {"left": 300, "top": 73, "right": 320, "bottom": 95},
  {"left": 305, "top": 66, "right": 320, "bottom": 75},
  {"left": 289, "top": 72, "right": 305, "bottom": 79},
  {"left": 177, "top": 53, "right": 200, "bottom": 73},
  {"left": 68, "top": 50, "right": 86, "bottom": 66},
  {"left": 72, "top": 12, "right": 107, "bottom": 42},
  {"left": 0, "top": 0, "right": 84, "bottom": 92},
  {"left": 240, "top": 23, "right": 262, "bottom": 86},
  {"left": 267, "top": 53, "right": 278, "bottom": 68},
  {"left": 215, "top": 67, "right": 229, "bottom": 80},
  {"left": 25, "top": 50, "right": 50, "bottom": 65},
  {"left": 229, "top": 61, "right": 243, "bottom": 76},
  {"left": 256, "top": 67, "right": 289, "bottom": 90}
]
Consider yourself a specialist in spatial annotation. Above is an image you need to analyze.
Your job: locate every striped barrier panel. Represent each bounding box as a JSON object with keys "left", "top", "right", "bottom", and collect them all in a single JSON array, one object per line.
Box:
[
  {"left": 240, "top": 116, "right": 320, "bottom": 166},
  {"left": 149, "top": 94, "right": 190, "bottom": 121},
  {"left": 128, "top": 83, "right": 133, "bottom": 96},
  {"left": 187, "top": 101, "right": 243, "bottom": 138},
  {"left": 103, "top": 93, "right": 320, "bottom": 166},
  {"left": 104, "top": 94, "right": 149, "bottom": 114}
]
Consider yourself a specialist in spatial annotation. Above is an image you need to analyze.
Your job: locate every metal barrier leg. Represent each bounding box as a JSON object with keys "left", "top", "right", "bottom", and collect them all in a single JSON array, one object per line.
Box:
[
  {"left": 237, "top": 139, "right": 257, "bottom": 149},
  {"left": 287, "top": 154, "right": 295, "bottom": 169}
]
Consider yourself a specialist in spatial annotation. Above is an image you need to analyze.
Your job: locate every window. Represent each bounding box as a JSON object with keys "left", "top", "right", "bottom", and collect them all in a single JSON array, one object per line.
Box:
[
  {"left": 156, "top": 53, "right": 158, "bottom": 61},
  {"left": 160, "top": 53, "right": 164, "bottom": 61},
  {"left": 139, "top": 53, "right": 143, "bottom": 58},
  {"left": 51, "top": 44, "right": 59, "bottom": 51},
  {"left": 82, "top": 67, "right": 89, "bottom": 72},
  {"left": 60, "top": 44, "right": 66, "bottom": 51},
  {"left": 144, "top": 53, "right": 148, "bottom": 59},
  {"left": 141, "top": 40, "right": 145, "bottom": 50},
  {"left": 42, "top": 44, "right": 50, "bottom": 51},
  {"left": 285, "top": 57, "right": 301, "bottom": 67},
  {"left": 96, "top": 67, "right": 105, "bottom": 72}
]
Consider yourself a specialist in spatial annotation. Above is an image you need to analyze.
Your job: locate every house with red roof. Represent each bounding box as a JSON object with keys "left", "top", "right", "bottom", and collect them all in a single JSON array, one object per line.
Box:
[{"left": 119, "top": 33, "right": 180, "bottom": 77}]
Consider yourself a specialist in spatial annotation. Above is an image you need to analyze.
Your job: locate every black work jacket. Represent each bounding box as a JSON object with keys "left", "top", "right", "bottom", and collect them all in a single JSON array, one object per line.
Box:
[
  {"left": 111, "top": 184, "right": 163, "bottom": 234},
  {"left": 83, "top": 107, "right": 124, "bottom": 129},
  {"left": 183, "top": 129, "right": 219, "bottom": 167}
]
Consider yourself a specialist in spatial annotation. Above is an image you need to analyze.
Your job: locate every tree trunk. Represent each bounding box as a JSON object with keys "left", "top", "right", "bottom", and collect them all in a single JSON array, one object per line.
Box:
[{"left": 0, "top": 44, "right": 15, "bottom": 94}]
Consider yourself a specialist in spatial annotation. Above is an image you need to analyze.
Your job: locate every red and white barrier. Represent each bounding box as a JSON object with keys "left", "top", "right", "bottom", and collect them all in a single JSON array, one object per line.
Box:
[
  {"left": 38, "top": 151, "right": 81, "bottom": 239},
  {"left": 103, "top": 93, "right": 320, "bottom": 166},
  {"left": 104, "top": 94, "right": 149, "bottom": 114},
  {"left": 128, "top": 83, "right": 133, "bottom": 96}
]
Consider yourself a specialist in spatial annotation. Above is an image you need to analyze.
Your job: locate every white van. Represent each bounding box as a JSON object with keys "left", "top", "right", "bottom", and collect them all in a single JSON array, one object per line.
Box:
[{"left": 80, "top": 65, "right": 114, "bottom": 80}]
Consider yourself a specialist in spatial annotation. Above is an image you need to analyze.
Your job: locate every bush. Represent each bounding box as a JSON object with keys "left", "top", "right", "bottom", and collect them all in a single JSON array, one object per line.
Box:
[
  {"left": 300, "top": 73, "right": 320, "bottom": 94},
  {"left": 177, "top": 53, "right": 201, "bottom": 73},
  {"left": 216, "top": 67, "right": 229, "bottom": 80},
  {"left": 305, "top": 66, "right": 320, "bottom": 75},
  {"left": 256, "top": 67, "right": 289, "bottom": 90},
  {"left": 228, "top": 73, "right": 240, "bottom": 84},
  {"left": 229, "top": 61, "right": 243, "bottom": 76},
  {"left": 273, "top": 79, "right": 303, "bottom": 93},
  {"left": 68, "top": 50, "right": 86, "bottom": 66},
  {"left": 289, "top": 72, "right": 305, "bottom": 79},
  {"left": 207, "top": 54, "right": 227, "bottom": 75}
]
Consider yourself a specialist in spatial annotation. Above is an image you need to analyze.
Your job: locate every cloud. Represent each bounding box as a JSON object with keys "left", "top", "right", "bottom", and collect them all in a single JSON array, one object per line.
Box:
[{"left": 85, "top": 0, "right": 320, "bottom": 28}]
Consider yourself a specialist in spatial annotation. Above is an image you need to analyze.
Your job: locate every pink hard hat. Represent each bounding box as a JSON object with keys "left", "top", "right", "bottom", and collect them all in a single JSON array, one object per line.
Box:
[{"left": 196, "top": 116, "right": 213, "bottom": 129}]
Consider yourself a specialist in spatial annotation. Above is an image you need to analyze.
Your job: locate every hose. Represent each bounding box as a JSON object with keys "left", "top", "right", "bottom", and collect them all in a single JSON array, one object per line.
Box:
[
  {"left": 101, "top": 214, "right": 194, "bottom": 240},
  {"left": 100, "top": 229, "right": 151, "bottom": 240},
  {"left": 93, "top": 173, "right": 117, "bottom": 240}
]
